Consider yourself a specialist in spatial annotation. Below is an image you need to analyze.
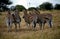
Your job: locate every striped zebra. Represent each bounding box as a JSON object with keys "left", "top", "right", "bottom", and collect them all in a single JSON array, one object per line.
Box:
[
  {"left": 23, "top": 9, "right": 37, "bottom": 29},
  {"left": 32, "top": 9, "right": 53, "bottom": 30},
  {"left": 6, "top": 10, "right": 21, "bottom": 32}
]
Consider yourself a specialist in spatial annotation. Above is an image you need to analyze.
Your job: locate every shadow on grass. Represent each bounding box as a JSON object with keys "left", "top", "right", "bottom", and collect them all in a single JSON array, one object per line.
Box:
[
  {"left": 2, "top": 28, "right": 39, "bottom": 32},
  {"left": 54, "top": 31, "right": 60, "bottom": 39},
  {"left": 57, "top": 26, "right": 60, "bottom": 29}
]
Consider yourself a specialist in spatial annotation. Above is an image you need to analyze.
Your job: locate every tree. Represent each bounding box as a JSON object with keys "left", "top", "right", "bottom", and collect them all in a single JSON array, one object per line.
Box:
[
  {"left": 39, "top": 2, "right": 53, "bottom": 10},
  {"left": 54, "top": 4, "right": 60, "bottom": 10},
  {"left": 15, "top": 5, "right": 26, "bottom": 11},
  {"left": 0, "top": 0, "right": 12, "bottom": 11},
  {"left": 28, "top": 7, "right": 40, "bottom": 14},
  {"left": 10, "top": 6, "right": 16, "bottom": 11},
  {"left": 28, "top": 7, "right": 37, "bottom": 10}
]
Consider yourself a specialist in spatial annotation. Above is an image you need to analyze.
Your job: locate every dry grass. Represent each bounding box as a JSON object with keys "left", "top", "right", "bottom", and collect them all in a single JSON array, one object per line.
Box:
[{"left": 0, "top": 10, "right": 60, "bottom": 39}]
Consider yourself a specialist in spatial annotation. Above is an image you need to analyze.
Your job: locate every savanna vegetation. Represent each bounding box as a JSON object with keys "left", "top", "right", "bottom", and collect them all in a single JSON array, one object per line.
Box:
[
  {"left": 0, "top": 10, "right": 60, "bottom": 39},
  {"left": 0, "top": 0, "right": 60, "bottom": 39}
]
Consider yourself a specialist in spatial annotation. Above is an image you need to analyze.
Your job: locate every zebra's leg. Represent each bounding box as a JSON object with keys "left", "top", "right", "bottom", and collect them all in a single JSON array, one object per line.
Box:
[
  {"left": 42, "top": 22, "right": 45, "bottom": 30},
  {"left": 14, "top": 23, "right": 17, "bottom": 32},
  {"left": 8, "top": 26, "right": 10, "bottom": 32},
  {"left": 7, "top": 24, "right": 10, "bottom": 32},
  {"left": 7, "top": 22, "right": 12, "bottom": 32},
  {"left": 31, "top": 22, "right": 34, "bottom": 28},
  {"left": 39, "top": 22, "right": 42, "bottom": 30},
  {"left": 18, "top": 23, "right": 20, "bottom": 29},
  {"left": 31, "top": 21, "right": 36, "bottom": 29},
  {"left": 28, "top": 23, "right": 30, "bottom": 29},
  {"left": 33, "top": 21, "right": 36, "bottom": 28},
  {"left": 26, "top": 23, "right": 30, "bottom": 29},
  {"left": 48, "top": 20, "right": 52, "bottom": 28},
  {"left": 6, "top": 19, "right": 9, "bottom": 32},
  {"left": 33, "top": 21, "right": 36, "bottom": 31},
  {"left": 33, "top": 17, "right": 37, "bottom": 30}
]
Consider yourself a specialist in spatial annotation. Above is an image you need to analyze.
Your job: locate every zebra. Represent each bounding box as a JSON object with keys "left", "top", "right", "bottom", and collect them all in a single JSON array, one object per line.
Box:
[
  {"left": 6, "top": 10, "right": 21, "bottom": 32},
  {"left": 5, "top": 10, "right": 13, "bottom": 32},
  {"left": 32, "top": 9, "right": 53, "bottom": 30},
  {"left": 23, "top": 9, "right": 38, "bottom": 30},
  {"left": 13, "top": 9, "right": 21, "bottom": 31}
]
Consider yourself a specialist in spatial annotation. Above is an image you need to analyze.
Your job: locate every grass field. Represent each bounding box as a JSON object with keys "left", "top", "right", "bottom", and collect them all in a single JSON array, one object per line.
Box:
[{"left": 0, "top": 10, "right": 60, "bottom": 39}]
